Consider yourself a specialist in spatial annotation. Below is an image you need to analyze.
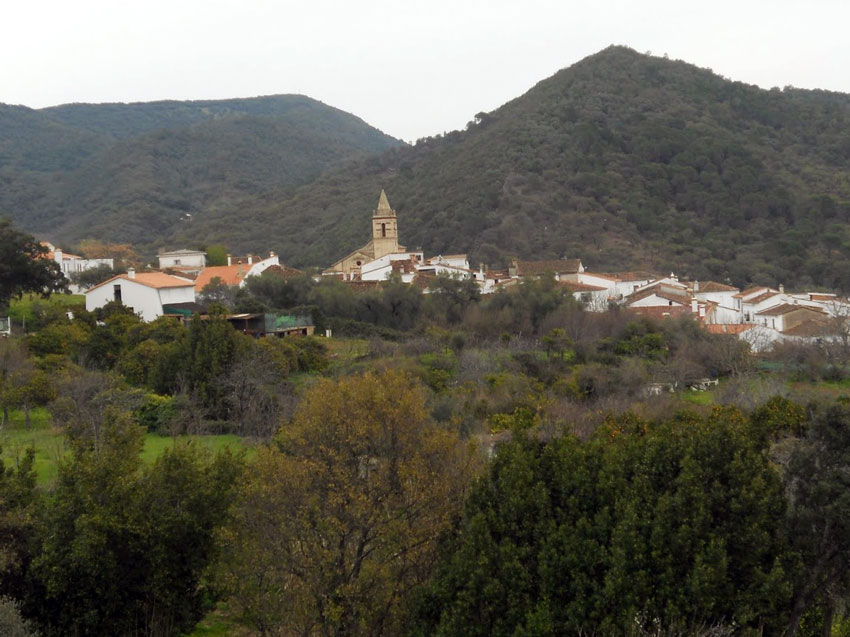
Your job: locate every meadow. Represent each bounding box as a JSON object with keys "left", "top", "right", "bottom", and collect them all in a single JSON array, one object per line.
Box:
[{"left": 0, "top": 407, "right": 250, "bottom": 486}]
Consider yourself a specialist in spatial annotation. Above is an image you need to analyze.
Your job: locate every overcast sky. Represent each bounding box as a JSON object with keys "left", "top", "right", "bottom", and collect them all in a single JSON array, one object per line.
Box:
[{"left": 3, "top": 0, "right": 849, "bottom": 142}]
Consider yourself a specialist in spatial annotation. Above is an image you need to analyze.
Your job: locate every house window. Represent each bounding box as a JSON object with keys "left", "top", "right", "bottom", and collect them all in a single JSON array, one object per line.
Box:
[
  {"left": 174, "top": 259, "right": 181, "bottom": 265},
  {"left": 356, "top": 261, "right": 362, "bottom": 266},
  {"left": 381, "top": 223, "right": 386, "bottom": 238},
  {"left": 113, "top": 284, "right": 122, "bottom": 303}
]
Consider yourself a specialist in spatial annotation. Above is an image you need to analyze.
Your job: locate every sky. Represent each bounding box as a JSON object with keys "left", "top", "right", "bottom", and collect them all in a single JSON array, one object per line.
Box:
[{"left": 3, "top": 0, "right": 849, "bottom": 142}]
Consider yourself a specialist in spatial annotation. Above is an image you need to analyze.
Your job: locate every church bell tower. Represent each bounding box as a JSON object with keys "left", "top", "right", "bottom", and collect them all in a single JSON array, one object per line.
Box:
[{"left": 372, "top": 189, "right": 400, "bottom": 259}]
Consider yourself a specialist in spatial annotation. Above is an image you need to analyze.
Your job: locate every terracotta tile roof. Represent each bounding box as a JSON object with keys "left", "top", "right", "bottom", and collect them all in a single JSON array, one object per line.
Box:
[
  {"left": 163, "top": 266, "right": 200, "bottom": 279},
  {"left": 809, "top": 293, "right": 838, "bottom": 301},
  {"left": 626, "top": 285, "right": 690, "bottom": 306},
  {"left": 602, "top": 271, "right": 658, "bottom": 281},
  {"left": 782, "top": 320, "right": 831, "bottom": 337},
  {"left": 559, "top": 281, "right": 608, "bottom": 292},
  {"left": 87, "top": 272, "right": 195, "bottom": 293},
  {"left": 194, "top": 264, "right": 253, "bottom": 291},
  {"left": 733, "top": 286, "right": 770, "bottom": 299},
  {"left": 516, "top": 259, "right": 582, "bottom": 276},
  {"left": 746, "top": 291, "right": 781, "bottom": 305},
  {"left": 756, "top": 303, "right": 826, "bottom": 317},
  {"left": 705, "top": 323, "right": 756, "bottom": 334},
  {"left": 263, "top": 264, "right": 304, "bottom": 280},
  {"left": 693, "top": 281, "right": 739, "bottom": 293}
]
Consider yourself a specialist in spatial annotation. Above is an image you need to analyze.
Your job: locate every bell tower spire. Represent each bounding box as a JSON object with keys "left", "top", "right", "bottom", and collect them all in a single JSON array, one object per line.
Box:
[{"left": 372, "top": 189, "right": 399, "bottom": 259}]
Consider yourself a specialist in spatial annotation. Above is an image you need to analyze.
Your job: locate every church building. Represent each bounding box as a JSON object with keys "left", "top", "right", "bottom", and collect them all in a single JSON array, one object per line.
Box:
[{"left": 324, "top": 190, "right": 417, "bottom": 280}]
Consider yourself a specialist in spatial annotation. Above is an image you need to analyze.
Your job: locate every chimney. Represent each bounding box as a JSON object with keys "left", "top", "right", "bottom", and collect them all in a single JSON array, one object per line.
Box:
[
  {"left": 479, "top": 263, "right": 485, "bottom": 275},
  {"left": 247, "top": 255, "right": 253, "bottom": 265},
  {"left": 508, "top": 258, "right": 518, "bottom": 278},
  {"left": 269, "top": 251, "right": 275, "bottom": 258},
  {"left": 127, "top": 267, "right": 136, "bottom": 280},
  {"left": 779, "top": 284, "right": 785, "bottom": 294},
  {"left": 693, "top": 280, "right": 699, "bottom": 292},
  {"left": 227, "top": 254, "right": 232, "bottom": 266},
  {"left": 691, "top": 299, "right": 698, "bottom": 313}
]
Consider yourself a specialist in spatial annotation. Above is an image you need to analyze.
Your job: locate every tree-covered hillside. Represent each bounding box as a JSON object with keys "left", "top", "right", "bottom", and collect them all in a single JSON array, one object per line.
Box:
[
  {"left": 5, "top": 47, "right": 850, "bottom": 288},
  {"left": 246, "top": 46, "right": 850, "bottom": 289},
  {"left": 0, "top": 95, "right": 401, "bottom": 253}
]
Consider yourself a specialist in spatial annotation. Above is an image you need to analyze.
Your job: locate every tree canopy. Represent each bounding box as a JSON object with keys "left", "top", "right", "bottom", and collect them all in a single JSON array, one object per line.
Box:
[{"left": 0, "top": 219, "right": 65, "bottom": 312}]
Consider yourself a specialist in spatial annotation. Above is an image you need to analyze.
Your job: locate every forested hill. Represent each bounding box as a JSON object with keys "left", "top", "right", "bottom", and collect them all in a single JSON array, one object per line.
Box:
[
  {"left": 0, "top": 95, "right": 401, "bottom": 252},
  {"left": 243, "top": 46, "right": 850, "bottom": 290}
]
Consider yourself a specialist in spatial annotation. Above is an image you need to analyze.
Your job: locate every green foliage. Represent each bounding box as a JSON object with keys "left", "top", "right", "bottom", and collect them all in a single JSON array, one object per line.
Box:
[
  {"left": 0, "top": 220, "right": 66, "bottom": 312},
  {"left": 1, "top": 96, "right": 400, "bottom": 256},
  {"left": 783, "top": 403, "right": 850, "bottom": 634},
  {"left": 133, "top": 393, "right": 178, "bottom": 435},
  {"left": 212, "top": 48, "right": 850, "bottom": 290},
  {"left": 217, "top": 370, "right": 480, "bottom": 636},
  {"left": 68, "top": 263, "right": 116, "bottom": 290},
  {"left": 0, "top": 447, "right": 38, "bottom": 604},
  {"left": 0, "top": 596, "right": 38, "bottom": 637},
  {"left": 204, "top": 245, "right": 228, "bottom": 267},
  {"left": 29, "top": 413, "right": 242, "bottom": 637},
  {"left": 414, "top": 409, "right": 795, "bottom": 635}
]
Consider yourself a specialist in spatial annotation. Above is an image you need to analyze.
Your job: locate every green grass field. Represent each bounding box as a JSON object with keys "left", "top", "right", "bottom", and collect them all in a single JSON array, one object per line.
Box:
[
  {"left": 8, "top": 293, "right": 86, "bottom": 325},
  {"left": 0, "top": 407, "right": 251, "bottom": 486}
]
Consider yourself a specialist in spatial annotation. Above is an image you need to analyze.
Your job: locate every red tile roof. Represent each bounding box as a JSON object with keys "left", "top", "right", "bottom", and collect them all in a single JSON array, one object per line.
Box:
[
  {"left": 559, "top": 281, "right": 608, "bottom": 292},
  {"left": 87, "top": 272, "right": 195, "bottom": 292},
  {"left": 782, "top": 320, "right": 831, "bottom": 337},
  {"left": 602, "top": 271, "right": 658, "bottom": 281},
  {"left": 194, "top": 264, "right": 253, "bottom": 291},
  {"left": 733, "top": 286, "right": 770, "bottom": 299},
  {"left": 693, "top": 281, "right": 739, "bottom": 293},
  {"left": 516, "top": 259, "right": 582, "bottom": 276},
  {"left": 756, "top": 303, "right": 826, "bottom": 317}
]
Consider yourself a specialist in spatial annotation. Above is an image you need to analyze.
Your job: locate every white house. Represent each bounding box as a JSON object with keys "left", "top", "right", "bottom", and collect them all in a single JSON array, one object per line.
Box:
[
  {"left": 42, "top": 242, "right": 113, "bottom": 277},
  {"left": 360, "top": 252, "right": 425, "bottom": 282},
  {"left": 85, "top": 270, "right": 196, "bottom": 322},
  {"left": 737, "top": 287, "right": 792, "bottom": 323},
  {"left": 157, "top": 249, "right": 207, "bottom": 271},
  {"left": 509, "top": 258, "right": 584, "bottom": 281},
  {"left": 753, "top": 303, "right": 828, "bottom": 333},
  {"left": 561, "top": 281, "right": 611, "bottom": 311},
  {"left": 691, "top": 281, "right": 741, "bottom": 324},
  {"left": 625, "top": 283, "right": 691, "bottom": 309}
]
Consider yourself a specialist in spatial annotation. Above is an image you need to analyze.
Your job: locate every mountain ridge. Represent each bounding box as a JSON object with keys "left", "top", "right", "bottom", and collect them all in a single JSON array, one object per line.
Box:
[
  {"left": 4, "top": 47, "right": 850, "bottom": 289},
  {"left": 236, "top": 46, "right": 850, "bottom": 289},
  {"left": 0, "top": 94, "right": 403, "bottom": 251}
]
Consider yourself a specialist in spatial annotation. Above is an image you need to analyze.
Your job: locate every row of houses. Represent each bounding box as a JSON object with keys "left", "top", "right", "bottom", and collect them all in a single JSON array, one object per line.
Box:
[{"left": 69, "top": 190, "right": 849, "bottom": 351}]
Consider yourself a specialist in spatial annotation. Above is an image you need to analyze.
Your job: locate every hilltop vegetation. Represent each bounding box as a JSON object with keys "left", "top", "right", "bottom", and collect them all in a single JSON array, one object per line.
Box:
[
  {"left": 6, "top": 48, "right": 850, "bottom": 288},
  {"left": 0, "top": 95, "right": 401, "bottom": 252},
  {"left": 247, "top": 46, "right": 850, "bottom": 289}
]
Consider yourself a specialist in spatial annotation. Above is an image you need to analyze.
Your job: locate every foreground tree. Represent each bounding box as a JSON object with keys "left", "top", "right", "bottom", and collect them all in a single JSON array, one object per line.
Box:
[
  {"left": 413, "top": 409, "right": 794, "bottom": 635},
  {"left": 29, "top": 410, "right": 241, "bottom": 636},
  {"left": 0, "top": 219, "right": 66, "bottom": 312},
  {"left": 784, "top": 403, "right": 850, "bottom": 635},
  {"left": 217, "top": 370, "right": 481, "bottom": 636}
]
